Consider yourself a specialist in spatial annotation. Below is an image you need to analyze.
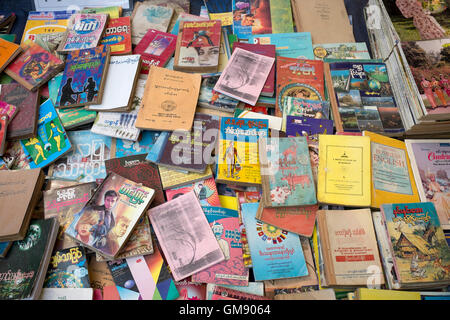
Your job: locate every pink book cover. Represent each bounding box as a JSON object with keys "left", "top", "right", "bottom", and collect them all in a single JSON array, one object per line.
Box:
[
  {"left": 165, "top": 177, "right": 220, "bottom": 207},
  {"left": 133, "top": 29, "right": 177, "bottom": 75},
  {"left": 0, "top": 101, "right": 17, "bottom": 124},
  {"left": 232, "top": 42, "right": 276, "bottom": 96}
]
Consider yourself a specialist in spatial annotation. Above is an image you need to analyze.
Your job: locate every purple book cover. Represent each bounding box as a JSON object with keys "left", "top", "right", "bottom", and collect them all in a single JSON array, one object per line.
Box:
[{"left": 285, "top": 116, "right": 334, "bottom": 140}]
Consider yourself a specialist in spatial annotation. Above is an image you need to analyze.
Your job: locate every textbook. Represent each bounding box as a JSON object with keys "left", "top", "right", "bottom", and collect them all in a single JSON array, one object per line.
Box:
[{"left": 100, "top": 17, "right": 132, "bottom": 56}]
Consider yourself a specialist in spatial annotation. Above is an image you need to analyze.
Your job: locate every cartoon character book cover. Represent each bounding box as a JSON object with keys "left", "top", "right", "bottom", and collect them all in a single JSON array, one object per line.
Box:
[{"left": 20, "top": 99, "right": 72, "bottom": 169}]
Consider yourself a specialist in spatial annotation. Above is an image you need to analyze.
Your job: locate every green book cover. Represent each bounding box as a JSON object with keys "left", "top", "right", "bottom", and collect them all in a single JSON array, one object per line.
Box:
[{"left": 270, "top": 0, "right": 294, "bottom": 34}]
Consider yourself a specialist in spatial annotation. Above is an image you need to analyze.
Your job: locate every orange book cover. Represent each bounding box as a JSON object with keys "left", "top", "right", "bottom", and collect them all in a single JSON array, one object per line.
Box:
[{"left": 0, "top": 38, "right": 22, "bottom": 73}]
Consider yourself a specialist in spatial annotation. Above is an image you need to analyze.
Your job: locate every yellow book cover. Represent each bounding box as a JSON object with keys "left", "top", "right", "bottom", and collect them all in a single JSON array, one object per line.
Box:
[
  {"left": 363, "top": 131, "right": 419, "bottom": 208},
  {"left": 317, "top": 134, "right": 371, "bottom": 206},
  {"left": 219, "top": 195, "right": 238, "bottom": 211},
  {"left": 21, "top": 12, "right": 73, "bottom": 44},
  {"left": 81, "top": 6, "right": 122, "bottom": 19},
  {"left": 356, "top": 288, "right": 421, "bottom": 300},
  {"left": 158, "top": 165, "right": 213, "bottom": 190}
]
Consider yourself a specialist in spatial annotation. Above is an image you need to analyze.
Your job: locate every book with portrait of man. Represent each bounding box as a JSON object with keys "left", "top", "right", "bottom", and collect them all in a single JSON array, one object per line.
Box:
[{"left": 64, "top": 172, "right": 155, "bottom": 259}]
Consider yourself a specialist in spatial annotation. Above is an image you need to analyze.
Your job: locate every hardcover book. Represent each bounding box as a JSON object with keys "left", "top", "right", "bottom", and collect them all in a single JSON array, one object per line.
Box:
[
  {"left": 215, "top": 117, "right": 269, "bottom": 187},
  {"left": 313, "top": 42, "right": 371, "bottom": 61},
  {"left": 165, "top": 177, "right": 220, "bottom": 207},
  {"left": 148, "top": 191, "right": 225, "bottom": 281},
  {"left": 20, "top": 99, "right": 72, "bottom": 169},
  {"left": 65, "top": 172, "right": 155, "bottom": 259},
  {"left": 100, "top": 17, "right": 132, "bottom": 56},
  {"left": 173, "top": 20, "right": 222, "bottom": 73},
  {"left": 285, "top": 116, "right": 333, "bottom": 139},
  {"left": 248, "top": 32, "right": 314, "bottom": 59},
  {"left": 57, "top": 13, "right": 109, "bottom": 53},
  {"left": 5, "top": 41, "right": 64, "bottom": 91},
  {"left": 241, "top": 202, "right": 308, "bottom": 281},
  {"left": 55, "top": 45, "right": 111, "bottom": 108},
  {"left": 130, "top": 3, "right": 174, "bottom": 45},
  {"left": 191, "top": 206, "right": 249, "bottom": 286},
  {"left": 0, "top": 37, "right": 22, "bottom": 73},
  {"left": 197, "top": 73, "right": 239, "bottom": 113}
]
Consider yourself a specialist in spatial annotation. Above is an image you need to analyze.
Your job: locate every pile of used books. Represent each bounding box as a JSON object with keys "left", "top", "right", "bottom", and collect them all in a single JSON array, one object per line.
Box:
[{"left": 0, "top": 0, "right": 449, "bottom": 301}]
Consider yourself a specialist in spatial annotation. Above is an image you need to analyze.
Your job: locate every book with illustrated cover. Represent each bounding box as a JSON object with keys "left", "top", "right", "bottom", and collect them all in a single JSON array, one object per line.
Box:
[
  {"left": 174, "top": 20, "right": 222, "bottom": 73},
  {"left": 106, "top": 259, "right": 141, "bottom": 300},
  {"left": 248, "top": 32, "right": 313, "bottom": 59},
  {"left": 0, "top": 115, "right": 7, "bottom": 156},
  {"left": 158, "top": 165, "right": 214, "bottom": 190},
  {"left": 55, "top": 45, "right": 111, "bottom": 108},
  {"left": 65, "top": 172, "right": 155, "bottom": 259},
  {"left": 100, "top": 17, "right": 132, "bottom": 56},
  {"left": 285, "top": 116, "right": 333, "bottom": 140},
  {"left": 197, "top": 73, "right": 239, "bottom": 113},
  {"left": 111, "top": 130, "right": 162, "bottom": 159},
  {"left": 165, "top": 177, "right": 220, "bottom": 207},
  {"left": 130, "top": 3, "right": 174, "bottom": 45},
  {"left": 21, "top": 10, "right": 75, "bottom": 44},
  {"left": 20, "top": 99, "right": 72, "bottom": 169},
  {"left": 281, "top": 98, "right": 330, "bottom": 129},
  {"left": 313, "top": 42, "right": 371, "bottom": 61},
  {"left": 34, "top": 32, "right": 66, "bottom": 62},
  {"left": 235, "top": 109, "right": 282, "bottom": 131},
  {"left": 57, "top": 13, "right": 109, "bottom": 53},
  {"left": 0, "top": 37, "right": 22, "bottom": 73}
]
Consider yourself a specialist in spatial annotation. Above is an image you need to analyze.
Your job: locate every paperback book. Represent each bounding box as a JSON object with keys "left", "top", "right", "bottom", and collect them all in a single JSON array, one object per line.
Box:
[
  {"left": 313, "top": 42, "right": 371, "bottom": 61},
  {"left": 197, "top": 73, "right": 239, "bottom": 113},
  {"left": 100, "top": 16, "right": 132, "bottom": 56},
  {"left": 165, "top": 177, "right": 220, "bottom": 207},
  {"left": 21, "top": 10, "right": 74, "bottom": 44},
  {"left": 285, "top": 116, "right": 334, "bottom": 140},
  {"left": 248, "top": 32, "right": 314, "bottom": 59},
  {"left": 130, "top": 3, "right": 174, "bottom": 45},
  {"left": 0, "top": 37, "right": 22, "bottom": 73}
]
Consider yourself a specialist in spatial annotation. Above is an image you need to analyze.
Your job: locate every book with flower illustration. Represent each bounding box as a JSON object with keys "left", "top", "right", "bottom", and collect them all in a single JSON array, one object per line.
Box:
[{"left": 64, "top": 172, "right": 155, "bottom": 259}]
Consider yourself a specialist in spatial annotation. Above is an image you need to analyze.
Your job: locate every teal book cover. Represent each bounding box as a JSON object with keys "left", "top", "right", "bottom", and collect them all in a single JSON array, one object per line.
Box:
[
  {"left": 248, "top": 32, "right": 314, "bottom": 59},
  {"left": 241, "top": 202, "right": 308, "bottom": 281}
]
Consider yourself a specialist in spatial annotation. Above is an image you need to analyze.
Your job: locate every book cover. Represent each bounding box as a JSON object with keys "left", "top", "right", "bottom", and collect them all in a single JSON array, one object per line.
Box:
[
  {"left": 158, "top": 165, "right": 214, "bottom": 190},
  {"left": 0, "top": 115, "right": 7, "bottom": 155},
  {"left": 107, "top": 259, "right": 141, "bottom": 300},
  {"left": 34, "top": 32, "right": 66, "bottom": 62},
  {"left": 363, "top": 131, "right": 420, "bottom": 209},
  {"left": 165, "top": 177, "right": 220, "bottom": 207},
  {"left": 130, "top": 3, "right": 174, "bottom": 45},
  {"left": 171, "top": 12, "right": 209, "bottom": 36},
  {"left": 2, "top": 140, "right": 31, "bottom": 170},
  {"left": 57, "top": 13, "right": 108, "bottom": 53},
  {"left": 205, "top": 282, "right": 265, "bottom": 300},
  {"left": 57, "top": 107, "right": 97, "bottom": 130},
  {"left": 285, "top": 116, "right": 333, "bottom": 139},
  {"left": 148, "top": 191, "right": 225, "bottom": 281},
  {"left": 100, "top": 16, "right": 132, "bottom": 56},
  {"left": 281, "top": 98, "right": 330, "bottom": 127},
  {"left": 0, "top": 37, "right": 22, "bottom": 73},
  {"left": 0, "top": 241, "right": 12, "bottom": 258},
  {"left": 248, "top": 32, "right": 314, "bottom": 59},
  {"left": 355, "top": 288, "right": 421, "bottom": 300},
  {"left": 112, "top": 130, "right": 162, "bottom": 158},
  {"left": 81, "top": 6, "right": 122, "bottom": 18},
  {"left": 43, "top": 246, "right": 90, "bottom": 288},
  {"left": 232, "top": 0, "right": 271, "bottom": 40},
  {"left": 20, "top": 10, "right": 74, "bottom": 44},
  {"left": 259, "top": 136, "right": 317, "bottom": 207},
  {"left": 197, "top": 73, "right": 239, "bottom": 113},
  {"left": 317, "top": 134, "right": 371, "bottom": 207},
  {"left": 215, "top": 117, "right": 269, "bottom": 186},
  {"left": 241, "top": 202, "right": 308, "bottom": 281},
  {"left": 235, "top": 109, "right": 282, "bottom": 131},
  {"left": 134, "top": 29, "right": 177, "bottom": 75},
  {"left": 49, "top": 130, "right": 112, "bottom": 183},
  {"left": 157, "top": 113, "right": 219, "bottom": 173},
  {"left": 213, "top": 47, "right": 275, "bottom": 106},
  {"left": 55, "top": 45, "right": 110, "bottom": 108},
  {"left": 405, "top": 139, "right": 450, "bottom": 229},
  {"left": 39, "top": 288, "right": 93, "bottom": 300},
  {"left": 313, "top": 42, "right": 371, "bottom": 61},
  {"left": 191, "top": 206, "right": 249, "bottom": 286},
  {"left": 381, "top": 202, "right": 450, "bottom": 287},
  {"left": 175, "top": 281, "right": 207, "bottom": 300},
  {"left": 173, "top": 20, "right": 222, "bottom": 73},
  {"left": 5, "top": 41, "right": 64, "bottom": 91},
  {"left": 211, "top": 285, "right": 267, "bottom": 300},
  {"left": 20, "top": 99, "right": 72, "bottom": 169},
  {"left": 135, "top": 66, "right": 201, "bottom": 132},
  {"left": 65, "top": 172, "right": 155, "bottom": 259}
]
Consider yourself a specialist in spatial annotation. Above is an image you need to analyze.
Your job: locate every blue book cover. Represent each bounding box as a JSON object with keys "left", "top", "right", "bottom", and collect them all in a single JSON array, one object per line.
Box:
[
  {"left": 20, "top": 99, "right": 72, "bottom": 169},
  {"left": 145, "top": 131, "right": 170, "bottom": 163},
  {"left": 115, "top": 130, "right": 162, "bottom": 158},
  {"left": 241, "top": 202, "right": 308, "bottom": 281},
  {"left": 248, "top": 32, "right": 314, "bottom": 59},
  {"left": 285, "top": 116, "right": 334, "bottom": 140}
]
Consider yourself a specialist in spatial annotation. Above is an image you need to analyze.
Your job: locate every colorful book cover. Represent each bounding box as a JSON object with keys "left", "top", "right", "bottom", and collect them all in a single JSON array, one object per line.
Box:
[
  {"left": 235, "top": 109, "right": 282, "bottom": 131},
  {"left": 134, "top": 29, "right": 177, "bottom": 74},
  {"left": 131, "top": 3, "right": 174, "bottom": 45},
  {"left": 0, "top": 241, "right": 12, "bottom": 258},
  {"left": 191, "top": 206, "right": 249, "bottom": 286},
  {"left": 248, "top": 32, "right": 314, "bottom": 59},
  {"left": 107, "top": 259, "right": 141, "bottom": 300},
  {"left": 58, "top": 13, "right": 108, "bottom": 52},
  {"left": 55, "top": 45, "right": 110, "bottom": 108},
  {"left": 49, "top": 130, "right": 112, "bottom": 183},
  {"left": 405, "top": 139, "right": 450, "bottom": 229},
  {"left": 211, "top": 285, "right": 268, "bottom": 300},
  {"left": 100, "top": 16, "right": 132, "bottom": 55},
  {"left": 328, "top": 61, "right": 404, "bottom": 134},
  {"left": 158, "top": 165, "right": 214, "bottom": 190},
  {"left": 0, "top": 114, "right": 7, "bottom": 155},
  {"left": 259, "top": 136, "right": 317, "bottom": 207},
  {"left": 175, "top": 281, "right": 206, "bottom": 300},
  {"left": 381, "top": 202, "right": 450, "bottom": 286},
  {"left": 21, "top": 10, "right": 75, "bottom": 44},
  {"left": 0, "top": 101, "right": 16, "bottom": 123},
  {"left": 165, "top": 177, "right": 220, "bottom": 207},
  {"left": 313, "top": 42, "right": 371, "bottom": 61},
  {"left": 171, "top": 12, "right": 209, "bottom": 36},
  {"left": 197, "top": 73, "right": 239, "bottom": 113},
  {"left": 241, "top": 202, "right": 308, "bottom": 281},
  {"left": 43, "top": 246, "right": 90, "bottom": 288},
  {"left": 285, "top": 116, "right": 334, "bottom": 140},
  {"left": 232, "top": 0, "right": 272, "bottom": 40},
  {"left": 65, "top": 172, "right": 155, "bottom": 259},
  {"left": 20, "top": 99, "right": 72, "bottom": 169},
  {"left": 216, "top": 117, "right": 269, "bottom": 186},
  {"left": 113, "top": 130, "right": 162, "bottom": 158},
  {"left": 281, "top": 98, "right": 330, "bottom": 126}
]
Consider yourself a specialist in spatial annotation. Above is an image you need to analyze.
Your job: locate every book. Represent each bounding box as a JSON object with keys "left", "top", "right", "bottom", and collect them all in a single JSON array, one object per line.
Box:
[
  {"left": 354, "top": 288, "right": 421, "bottom": 300},
  {"left": 106, "top": 259, "right": 141, "bottom": 300},
  {"left": 173, "top": 20, "right": 222, "bottom": 73},
  {"left": 39, "top": 288, "right": 93, "bottom": 300},
  {"left": 362, "top": 131, "right": 420, "bottom": 209},
  {"left": 0, "top": 83, "right": 40, "bottom": 140},
  {"left": 43, "top": 246, "right": 90, "bottom": 288},
  {"left": 21, "top": 10, "right": 75, "bottom": 44},
  {"left": 133, "top": 29, "right": 177, "bottom": 74},
  {"left": 135, "top": 66, "right": 201, "bottom": 132},
  {"left": 198, "top": 73, "right": 239, "bottom": 113},
  {"left": 205, "top": 282, "right": 265, "bottom": 300},
  {"left": 148, "top": 191, "right": 225, "bottom": 281},
  {"left": 215, "top": 117, "right": 269, "bottom": 187},
  {"left": 317, "top": 134, "right": 372, "bottom": 207},
  {"left": 0, "top": 37, "right": 22, "bottom": 73},
  {"left": 248, "top": 32, "right": 314, "bottom": 59},
  {"left": 405, "top": 139, "right": 450, "bottom": 229},
  {"left": 48, "top": 130, "right": 112, "bottom": 183},
  {"left": 0, "top": 218, "right": 59, "bottom": 300},
  {"left": 317, "top": 208, "right": 384, "bottom": 287},
  {"left": 313, "top": 42, "right": 371, "bottom": 61},
  {"left": 88, "top": 54, "right": 141, "bottom": 112},
  {"left": 158, "top": 165, "right": 214, "bottom": 190},
  {"left": 156, "top": 113, "right": 219, "bottom": 173},
  {"left": 56, "top": 45, "right": 110, "bottom": 108},
  {"left": 211, "top": 285, "right": 268, "bottom": 300},
  {"left": 281, "top": 98, "right": 331, "bottom": 128},
  {"left": 57, "top": 13, "right": 109, "bottom": 53},
  {"left": 34, "top": 32, "right": 66, "bottom": 62},
  {"left": 285, "top": 116, "right": 334, "bottom": 139},
  {"left": 81, "top": 6, "right": 122, "bottom": 19},
  {"left": 170, "top": 12, "right": 208, "bottom": 36},
  {"left": 0, "top": 168, "right": 45, "bottom": 242},
  {"left": 235, "top": 109, "right": 282, "bottom": 131},
  {"left": 165, "top": 177, "right": 220, "bottom": 207},
  {"left": 0, "top": 114, "right": 7, "bottom": 155},
  {"left": 5, "top": 41, "right": 64, "bottom": 91},
  {"left": 20, "top": 99, "right": 72, "bottom": 169},
  {"left": 175, "top": 280, "right": 207, "bottom": 300},
  {"left": 130, "top": 3, "right": 174, "bottom": 45},
  {"left": 57, "top": 107, "right": 97, "bottom": 130},
  {"left": 259, "top": 136, "right": 317, "bottom": 207},
  {"left": 65, "top": 172, "right": 155, "bottom": 259},
  {"left": 100, "top": 16, "right": 132, "bottom": 56},
  {"left": 111, "top": 129, "right": 162, "bottom": 158},
  {"left": 0, "top": 241, "right": 12, "bottom": 258},
  {"left": 213, "top": 47, "right": 275, "bottom": 106},
  {"left": 241, "top": 202, "right": 308, "bottom": 281},
  {"left": 380, "top": 202, "right": 450, "bottom": 289},
  {"left": 274, "top": 288, "right": 336, "bottom": 300}
]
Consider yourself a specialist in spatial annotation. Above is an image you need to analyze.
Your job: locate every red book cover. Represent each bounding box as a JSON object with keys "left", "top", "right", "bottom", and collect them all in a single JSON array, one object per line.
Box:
[
  {"left": 100, "top": 16, "right": 132, "bottom": 56},
  {"left": 0, "top": 114, "right": 8, "bottom": 155},
  {"left": 133, "top": 29, "right": 177, "bottom": 75},
  {"left": 232, "top": 42, "right": 276, "bottom": 96}
]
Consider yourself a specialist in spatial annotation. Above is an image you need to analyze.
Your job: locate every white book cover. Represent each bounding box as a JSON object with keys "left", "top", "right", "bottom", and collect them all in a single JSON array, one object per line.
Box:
[
  {"left": 237, "top": 110, "right": 282, "bottom": 131},
  {"left": 39, "top": 288, "right": 93, "bottom": 300}
]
